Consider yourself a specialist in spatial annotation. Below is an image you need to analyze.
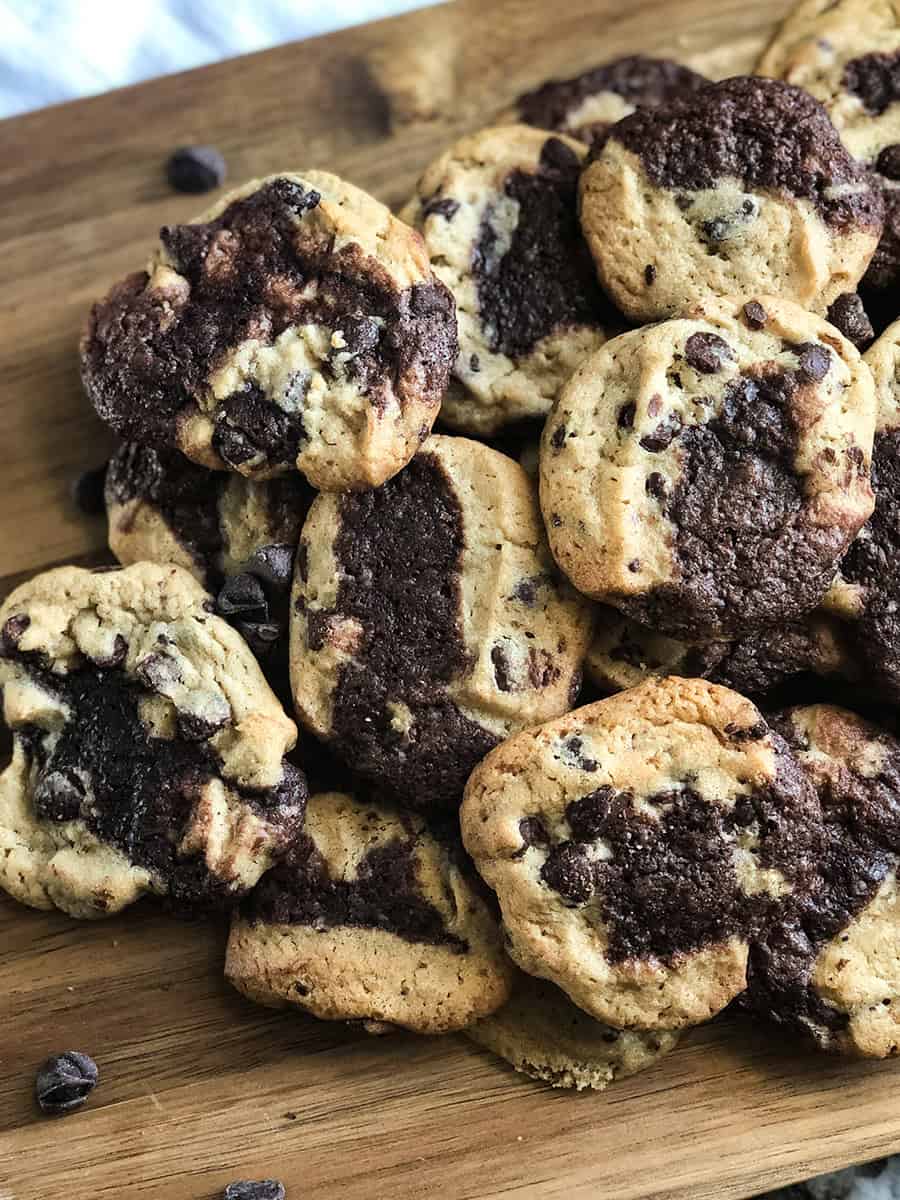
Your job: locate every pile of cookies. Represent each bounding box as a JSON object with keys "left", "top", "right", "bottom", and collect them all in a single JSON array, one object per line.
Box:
[{"left": 4, "top": 0, "right": 900, "bottom": 1093}]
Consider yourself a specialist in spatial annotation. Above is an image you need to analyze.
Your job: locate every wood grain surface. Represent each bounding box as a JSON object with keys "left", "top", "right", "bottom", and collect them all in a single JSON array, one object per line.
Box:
[{"left": 2, "top": 2, "right": 899, "bottom": 1197}]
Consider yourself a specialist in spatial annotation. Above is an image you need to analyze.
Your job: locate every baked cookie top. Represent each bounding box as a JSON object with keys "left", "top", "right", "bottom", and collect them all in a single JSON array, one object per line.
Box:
[
  {"left": 540, "top": 295, "right": 876, "bottom": 639},
  {"left": 579, "top": 76, "right": 884, "bottom": 320},
  {"left": 291, "top": 434, "right": 592, "bottom": 809},
  {"left": 747, "top": 704, "right": 900, "bottom": 1057},
  {"left": 81, "top": 172, "right": 457, "bottom": 490},
  {"left": 106, "top": 442, "right": 311, "bottom": 588},
  {"left": 226, "top": 790, "right": 514, "bottom": 1034},
  {"left": 467, "top": 968, "right": 680, "bottom": 1091},
  {"left": 461, "top": 676, "right": 824, "bottom": 1031},
  {"left": 0, "top": 563, "right": 305, "bottom": 918},
  {"left": 514, "top": 55, "right": 709, "bottom": 144},
  {"left": 401, "top": 126, "right": 615, "bottom": 435}
]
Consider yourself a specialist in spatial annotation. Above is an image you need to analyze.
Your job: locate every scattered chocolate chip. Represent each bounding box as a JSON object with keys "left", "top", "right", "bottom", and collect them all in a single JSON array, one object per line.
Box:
[
  {"left": 827, "top": 293, "right": 874, "bottom": 350},
  {"left": 644, "top": 264, "right": 657, "bottom": 285},
  {"left": 684, "top": 332, "right": 734, "bottom": 375},
  {"left": 518, "top": 816, "right": 549, "bottom": 849},
  {"left": 724, "top": 720, "right": 768, "bottom": 743},
  {"left": 627, "top": 558, "right": 641, "bottom": 572},
  {"left": 136, "top": 650, "right": 182, "bottom": 693},
  {"left": 71, "top": 463, "right": 109, "bottom": 516},
  {"left": 567, "top": 786, "right": 616, "bottom": 841},
  {"left": 165, "top": 145, "right": 226, "bottom": 194},
  {"left": 618, "top": 402, "right": 636, "bottom": 429},
  {"left": 742, "top": 300, "right": 768, "bottom": 330},
  {"left": 1, "top": 613, "right": 30, "bottom": 654},
  {"left": 223, "top": 1182, "right": 285, "bottom": 1200},
  {"left": 550, "top": 424, "right": 567, "bottom": 450},
  {"left": 511, "top": 576, "right": 544, "bottom": 606},
  {"left": 877, "top": 144, "right": 900, "bottom": 181},
  {"left": 796, "top": 342, "right": 831, "bottom": 382},
  {"left": 550, "top": 513, "right": 562, "bottom": 527},
  {"left": 640, "top": 413, "right": 682, "bottom": 452},
  {"left": 177, "top": 709, "right": 230, "bottom": 742},
  {"left": 242, "top": 544, "right": 295, "bottom": 594},
  {"left": 33, "top": 769, "right": 86, "bottom": 823},
  {"left": 646, "top": 471, "right": 666, "bottom": 500},
  {"left": 91, "top": 633, "right": 128, "bottom": 669},
  {"left": 338, "top": 315, "right": 380, "bottom": 358},
  {"left": 491, "top": 644, "right": 513, "bottom": 692},
  {"left": 422, "top": 196, "right": 460, "bottom": 221},
  {"left": 843, "top": 51, "right": 900, "bottom": 116},
  {"left": 35, "top": 1052, "right": 98, "bottom": 1115},
  {"left": 540, "top": 842, "right": 595, "bottom": 905},
  {"left": 216, "top": 574, "right": 269, "bottom": 622},
  {"left": 540, "top": 136, "right": 580, "bottom": 172},
  {"left": 237, "top": 621, "right": 283, "bottom": 658}
]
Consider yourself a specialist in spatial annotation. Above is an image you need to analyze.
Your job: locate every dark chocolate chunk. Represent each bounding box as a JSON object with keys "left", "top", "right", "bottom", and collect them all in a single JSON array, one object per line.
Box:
[
  {"left": 33, "top": 769, "right": 86, "bottom": 823},
  {"left": 518, "top": 815, "right": 549, "bottom": 849},
  {"left": 222, "top": 1182, "right": 286, "bottom": 1200},
  {"left": 540, "top": 841, "right": 596, "bottom": 905},
  {"left": 166, "top": 145, "right": 226, "bottom": 194},
  {"left": 241, "top": 544, "right": 296, "bottom": 594},
  {"left": 877, "top": 144, "right": 900, "bottom": 181},
  {"left": 1, "top": 613, "right": 30, "bottom": 654},
  {"left": 215, "top": 574, "right": 269, "bottom": 622},
  {"left": 843, "top": 51, "right": 900, "bottom": 116},
  {"left": 618, "top": 402, "right": 636, "bottom": 429},
  {"left": 826, "top": 293, "right": 874, "bottom": 350},
  {"left": 862, "top": 184, "right": 900, "bottom": 297},
  {"left": 491, "top": 644, "right": 513, "bottom": 692},
  {"left": 795, "top": 342, "right": 831, "bottom": 382},
  {"left": 743, "top": 300, "right": 768, "bottom": 330},
  {"left": 646, "top": 471, "right": 666, "bottom": 500},
  {"left": 644, "top": 264, "right": 657, "bottom": 285},
  {"left": 550, "top": 424, "right": 567, "bottom": 450},
  {"left": 639, "top": 413, "right": 681, "bottom": 452},
  {"left": 423, "top": 196, "right": 460, "bottom": 221},
  {"left": 72, "top": 463, "right": 109, "bottom": 516},
  {"left": 35, "top": 1052, "right": 98, "bottom": 1115},
  {"left": 684, "top": 332, "right": 734, "bottom": 375}
]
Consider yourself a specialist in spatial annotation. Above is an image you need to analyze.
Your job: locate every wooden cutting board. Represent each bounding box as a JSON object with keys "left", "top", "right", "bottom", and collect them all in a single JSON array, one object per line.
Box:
[{"left": 3, "top": 2, "right": 899, "bottom": 1197}]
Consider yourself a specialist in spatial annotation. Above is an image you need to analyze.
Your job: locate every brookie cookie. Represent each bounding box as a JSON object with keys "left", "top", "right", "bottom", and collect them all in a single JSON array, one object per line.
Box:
[
  {"left": 758, "top": 1, "right": 900, "bottom": 309},
  {"left": 578, "top": 76, "right": 884, "bottom": 320},
  {"left": 0, "top": 563, "right": 306, "bottom": 918},
  {"left": 106, "top": 442, "right": 311, "bottom": 588},
  {"left": 291, "top": 435, "right": 593, "bottom": 809},
  {"left": 747, "top": 704, "right": 900, "bottom": 1057},
  {"left": 81, "top": 172, "right": 457, "bottom": 490},
  {"left": 467, "top": 969, "right": 680, "bottom": 1091},
  {"left": 513, "top": 55, "right": 709, "bottom": 144},
  {"left": 461, "top": 677, "right": 825, "bottom": 1030},
  {"left": 400, "top": 127, "right": 616, "bottom": 435},
  {"left": 585, "top": 602, "right": 857, "bottom": 699},
  {"left": 824, "top": 317, "right": 900, "bottom": 699},
  {"left": 225, "top": 790, "right": 514, "bottom": 1033},
  {"left": 540, "top": 295, "right": 876, "bottom": 639}
]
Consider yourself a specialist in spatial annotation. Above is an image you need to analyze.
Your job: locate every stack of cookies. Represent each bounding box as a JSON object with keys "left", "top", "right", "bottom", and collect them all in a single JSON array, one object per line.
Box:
[{"left": 4, "top": 0, "right": 900, "bottom": 1093}]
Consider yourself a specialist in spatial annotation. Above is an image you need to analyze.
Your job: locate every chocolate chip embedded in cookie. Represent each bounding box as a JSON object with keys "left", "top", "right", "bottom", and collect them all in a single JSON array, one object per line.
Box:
[
  {"left": 514, "top": 55, "right": 709, "bottom": 144},
  {"left": 747, "top": 704, "right": 900, "bottom": 1058},
  {"left": 106, "top": 442, "right": 312, "bottom": 589},
  {"left": 225, "top": 790, "right": 514, "bottom": 1034},
  {"left": 579, "top": 76, "right": 883, "bottom": 321},
  {"left": 291, "top": 434, "right": 593, "bottom": 809},
  {"left": 585, "top": 601, "right": 857, "bottom": 699},
  {"left": 0, "top": 563, "right": 306, "bottom": 918},
  {"left": 461, "top": 677, "right": 825, "bottom": 1031},
  {"left": 467, "top": 969, "right": 680, "bottom": 1090},
  {"left": 400, "top": 127, "right": 617, "bottom": 435},
  {"left": 540, "top": 295, "right": 876, "bottom": 640},
  {"left": 81, "top": 172, "right": 457, "bottom": 490}
]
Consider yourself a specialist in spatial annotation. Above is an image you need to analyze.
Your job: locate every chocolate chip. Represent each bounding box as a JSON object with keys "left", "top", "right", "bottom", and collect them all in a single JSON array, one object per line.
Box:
[
  {"left": 91, "top": 633, "right": 128, "bottom": 669},
  {"left": 843, "top": 51, "right": 900, "bottom": 116},
  {"left": 826, "top": 293, "right": 874, "bottom": 351},
  {"left": 177, "top": 708, "right": 230, "bottom": 742},
  {"left": 165, "top": 145, "right": 226, "bottom": 194},
  {"left": 877, "top": 144, "right": 900, "bottom": 181},
  {"left": 567, "top": 786, "right": 616, "bottom": 841},
  {"left": 743, "top": 300, "right": 768, "bottom": 330},
  {"left": 550, "top": 424, "right": 567, "bottom": 450},
  {"left": 511, "top": 576, "right": 545, "bottom": 606},
  {"left": 222, "top": 1182, "right": 285, "bottom": 1200},
  {"left": 724, "top": 720, "right": 768, "bottom": 743},
  {"left": 1, "top": 613, "right": 30, "bottom": 654},
  {"left": 796, "top": 343, "right": 831, "bottom": 382},
  {"left": 540, "top": 842, "right": 595, "bottom": 904},
  {"left": 71, "top": 463, "right": 109, "bottom": 516},
  {"left": 136, "top": 650, "right": 182, "bottom": 693},
  {"left": 339, "top": 315, "right": 380, "bottom": 358},
  {"left": 644, "top": 264, "right": 657, "bottom": 285},
  {"left": 550, "top": 513, "right": 562, "bottom": 527},
  {"left": 646, "top": 471, "right": 666, "bottom": 500},
  {"left": 35, "top": 1052, "right": 98, "bottom": 1115},
  {"left": 518, "top": 816, "right": 549, "bottom": 849},
  {"left": 618, "top": 402, "right": 636, "bottom": 429},
  {"left": 237, "top": 621, "right": 282, "bottom": 658},
  {"left": 540, "top": 136, "right": 580, "bottom": 172},
  {"left": 216, "top": 574, "right": 269, "bottom": 622},
  {"left": 470, "top": 353, "right": 481, "bottom": 372},
  {"left": 34, "top": 769, "right": 86, "bottom": 823},
  {"left": 491, "top": 644, "right": 513, "bottom": 692},
  {"left": 684, "top": 332, "right": 733, "bottom": 375},
  {"left": 628, "top": 558, "right": 641, "bottom": 572},
  {"left": 242, "top": 544, "right": 295, "bottom": 594},
  {"left": 640, "top": 413, "right": 682, "bottom": 452},
  {"left": 422, "top": 196, "right": 460, "bottom": 221}
]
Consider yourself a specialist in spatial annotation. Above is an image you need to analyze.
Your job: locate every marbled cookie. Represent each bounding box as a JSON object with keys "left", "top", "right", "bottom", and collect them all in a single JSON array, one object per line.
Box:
[
  {"left": 401, "top": 127, "right": 615, "bottom": 435},
  {"left": 82, "top": 173, "right": 457, "bottom": 490},
  {"left": 540, "top": 296, "right": 876, "bottom": 639},
  {"left": 291, "top": 435, "right": 593, "bottom": 809},
  {"left": 514, "top": 55, "right": 708, "bottom": 144},
  {"left": 106, "top": 442, "right": 311, "bottom": 588},
  {"left": 579, "top": 77, "right": 883, "bottom": 321},
  {"left": 747, "top": 705, "right": 900, "bottom": 1058},
  {"left": 461, "top": 677, "right": 824, "bottom": 1031},
  {"left": 0, "top": 563, "right": 306, "bottom": 918},
  {"left": 226, "top": 790, "right": 514, "bottom": 1034},
  {"left": 467, "top": 969, "right": 680, "bottom": 1090}
]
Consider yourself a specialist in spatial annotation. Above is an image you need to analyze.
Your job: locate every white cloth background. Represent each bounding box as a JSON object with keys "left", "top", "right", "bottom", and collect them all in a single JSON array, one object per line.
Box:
[{"left": 0, "top": 0, "right": 433, "bottom": 117}]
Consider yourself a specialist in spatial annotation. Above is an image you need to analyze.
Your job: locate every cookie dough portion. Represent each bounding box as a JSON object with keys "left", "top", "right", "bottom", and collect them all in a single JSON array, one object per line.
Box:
[
  {"left": 106, "top": 443, "right": 312, "bottom": 588},
  {"left": 461, "top": 677, "right": 824, "bottom": 1031},
  {"left": 757, "top": 0, "right": 900, "bottom": 306},
  {"left": 585, "top": 603, "right": 857, "bottom": 698},
  {"left": 467, "top": 969, "right": 680, "bottom": 1090},
  {"left": 540, "top": 295, "right": 875, "bottom": 639},
  {"left": 747, "top": 705, "right": 900, "bottom": 1057},
  {"left": 826, "top": 318, "right": 900, "bottom": 698},
  {"left": 82, "top": 172, "right": 457, "bottom": 490},
  {"left": 401, "top": 127, "right": 615, "bottom": 435},
  {"left": 291, "top": 435, "right": 593, "bottom": 810},
  {"left": 579, "top": 77, "right": 883, "bottom": 321},
  {"left": 226, "top": 790, "right": 514, "bottom": 1034},
  {"left": 0, "top": 563, "right": 305, "bottom": 919},
  {"left": 514, "top": 55, "right": 709, "bottom": 144}
]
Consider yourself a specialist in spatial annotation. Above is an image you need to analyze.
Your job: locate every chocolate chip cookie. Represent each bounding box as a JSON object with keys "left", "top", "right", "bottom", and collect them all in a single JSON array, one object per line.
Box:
[
  {"left": 400, "top": 127, "right": 616, "bottom": 435},
  {"left": 540, "top": 295, "right": 876, "bottom": 639},
  {"left": 225, "top": 790, "right": 514, "bottom": 1034},
  {"left": 81, "top": 173, "right": 457, "bottom": 490},
  {"left": 106, "top": 443, "right": 311, "bottom": 588},
  {"left": 579, "top": 76, "right": 884, "bottom": 321},
  {"left": 514, "top": 55, "right": 709, "bottom": 144},
  {"left": 0, "top": 563, "right": 306, "bottom": 918},
  {"left": 758, "top": 0, "right": 900, "bottom": 314},
  {"left": 467, "top": 968, "right": 680, "bottom": 1090},
  {"left": 747, "top": 704, "right": 900, "bottom": 1057},
  {"left": 461, "top": 677, "right": 824, "bottom": 1031},
  {"left": 291, "top": 435, "right": 592, "bottom": 809}
]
